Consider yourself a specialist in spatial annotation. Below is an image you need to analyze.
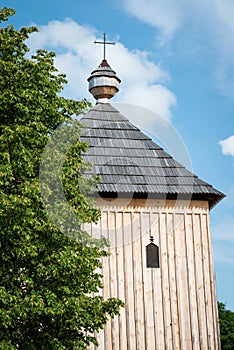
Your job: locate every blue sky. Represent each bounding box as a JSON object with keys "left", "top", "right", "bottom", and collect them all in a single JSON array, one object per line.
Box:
[{"left": 5, "top": 0, "right": 234, "bottom": 310}]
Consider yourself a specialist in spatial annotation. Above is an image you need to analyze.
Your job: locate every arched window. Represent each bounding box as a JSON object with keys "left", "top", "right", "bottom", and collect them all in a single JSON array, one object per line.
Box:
[{"left": 146, "top": 238, "right": 160, "bottom": 268}]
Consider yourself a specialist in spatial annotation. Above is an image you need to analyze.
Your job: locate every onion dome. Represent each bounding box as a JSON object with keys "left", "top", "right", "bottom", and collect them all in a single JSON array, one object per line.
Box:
[{"left": 87, "top": 59, "right": 121, "bottom": 101}]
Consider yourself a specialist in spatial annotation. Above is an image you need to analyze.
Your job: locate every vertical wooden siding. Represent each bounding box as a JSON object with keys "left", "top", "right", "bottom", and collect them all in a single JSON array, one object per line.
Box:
[{"left": 87, "top": 199, "right": 220, "bottom": 350}]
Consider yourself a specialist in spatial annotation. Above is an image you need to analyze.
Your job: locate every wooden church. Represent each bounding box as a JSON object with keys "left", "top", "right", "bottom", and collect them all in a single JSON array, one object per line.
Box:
[{"left": 80, "top": 41, "right": 224, "bottom": 349}]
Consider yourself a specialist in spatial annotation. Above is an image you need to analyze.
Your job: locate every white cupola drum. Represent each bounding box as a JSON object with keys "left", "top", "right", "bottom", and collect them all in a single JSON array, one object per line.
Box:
[{"left": 87, "top": 59, "right": 121, "bottom": 101}]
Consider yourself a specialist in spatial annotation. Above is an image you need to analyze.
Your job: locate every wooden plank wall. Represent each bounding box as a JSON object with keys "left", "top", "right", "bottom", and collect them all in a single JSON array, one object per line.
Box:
[{"left": 87, "top": 199, "right": 220, "bottom": 350}]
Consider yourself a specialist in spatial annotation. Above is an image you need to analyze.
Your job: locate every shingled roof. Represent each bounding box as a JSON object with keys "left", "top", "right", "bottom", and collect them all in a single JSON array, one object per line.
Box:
[{"left": 80, "top": 102, "right": 224, "bottom": 208}]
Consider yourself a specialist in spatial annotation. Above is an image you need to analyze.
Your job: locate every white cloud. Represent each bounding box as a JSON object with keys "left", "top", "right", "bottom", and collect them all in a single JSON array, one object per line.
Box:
[
  {"left": 123, "top": 0, "right": 234, "bottom": 96},
  {"left": 123, "top": 0, "right": 184, "bottom": 40},
  {"left": 124, "top": 0, "right": 234, "bottom": 45},
  {"left": 118, "top": 83, "right": 176, "bottom": 121},
  {"left": 27, "top": 20, "right": 98, "bottom": 100},
  {"left": 219, "top": 136, "right": 234, "bottom": 156},
  {"left": 27, "top": 19, "right": 176, "bottom": 120},
  {"left": 205, "top": 0, "right": 234, "bottom": 96}
]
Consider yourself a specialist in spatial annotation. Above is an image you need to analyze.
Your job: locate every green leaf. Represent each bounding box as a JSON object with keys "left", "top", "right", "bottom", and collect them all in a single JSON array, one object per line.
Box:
[{"left": 0, "top": 7, "right": 123, "bottom": 349}]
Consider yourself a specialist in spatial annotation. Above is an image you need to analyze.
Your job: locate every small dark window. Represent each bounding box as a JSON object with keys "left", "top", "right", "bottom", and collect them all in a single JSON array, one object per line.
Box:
[{"left": 146, "top": 237, "right": 160, "bottom": 268}]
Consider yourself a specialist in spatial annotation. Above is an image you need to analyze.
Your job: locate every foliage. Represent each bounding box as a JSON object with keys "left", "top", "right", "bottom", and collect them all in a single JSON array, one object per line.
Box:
[
  {"left": 218, "top": 302, "right": 234, "bottom": 350},
  {"left": 0, "top": 7, "right": 123, "bottom": 349}
]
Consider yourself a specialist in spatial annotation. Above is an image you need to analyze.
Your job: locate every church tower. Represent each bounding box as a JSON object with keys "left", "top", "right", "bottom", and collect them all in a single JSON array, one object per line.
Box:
[{"left": 81, "top": 41, "right": 224, "bottom": 349}]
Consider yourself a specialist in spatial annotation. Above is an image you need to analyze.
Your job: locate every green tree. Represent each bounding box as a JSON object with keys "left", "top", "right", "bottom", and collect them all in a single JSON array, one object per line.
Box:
[
  {"left": 0, "top": 8, "right": 123, "bottom": 349},
  {"left": 218, "top": 302, "right": 234, "bottom": 350}
]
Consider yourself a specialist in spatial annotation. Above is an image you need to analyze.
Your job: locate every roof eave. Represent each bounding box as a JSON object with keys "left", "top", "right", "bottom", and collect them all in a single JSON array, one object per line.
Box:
[{"left": 93, "top": 190, "right": 225, "bottom": 209}]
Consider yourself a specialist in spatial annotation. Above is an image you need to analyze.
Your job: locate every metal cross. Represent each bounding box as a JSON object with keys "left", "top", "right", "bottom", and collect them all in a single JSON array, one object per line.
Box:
[{"left": 94, "top": 33, "right": 115, "bottom": 61}]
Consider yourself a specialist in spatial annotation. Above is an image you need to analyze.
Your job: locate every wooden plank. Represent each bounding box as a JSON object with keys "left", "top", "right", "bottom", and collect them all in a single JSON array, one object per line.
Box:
[
  {"left": 185, "top": 213, "right": 200, "bottom": 349},
  {"left": 142, "top": 211, "right": 156, "bottom": 350},
  {"left": 123, "top": 211, "right": 136, "bottom": 349},
  {"left": 85, "top": 219, "right": 103, "bottom": 350},
  {"left": 91, "top": 218, "right": 102, "bottom": 241},
  {"left": 206, "top": 213, "right": 221, "bottom": 350},
  {"left": 116, "top": 211, "right": 127, "bottom": 349},
  {"left": 132, "top": 212, "right": 146, "bottom": 349},
  {"left": 93, "top": 217, "right": 105, "bottom": 350},
  {"left": 151, "top": 212, "right": 165, "bottom": 349},
  {"left": 101, "top": 211, "right": 112, "bottom": 350},
  {"left": 201, "top": 213, "right": 215, "bottom": 350},
  {"left": 174, "top": 213, "right": 192, "bottom": 349},
  {"left": 167, "top": 213, "right": 181, "bottom": 350},
  {"left": 94, "top": 330, "right": 105, "bottom": 350},
  {"left": 160, "top": 212, "right": 173, "bottom": 349},
  {"left": 108, "top": 211, "right": 119, "bottom": 350},
  {"left": 193, "top": 213, "right": 208, "bottom": 349}
]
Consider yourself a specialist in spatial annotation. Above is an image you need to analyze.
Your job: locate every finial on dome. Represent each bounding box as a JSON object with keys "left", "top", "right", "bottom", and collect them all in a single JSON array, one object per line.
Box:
[
  {"left": 94, "top": 32, "right": 115, "bottom": 61},
  {"left": 87, "top": 33, "right": 121, "bottom": 102}
]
